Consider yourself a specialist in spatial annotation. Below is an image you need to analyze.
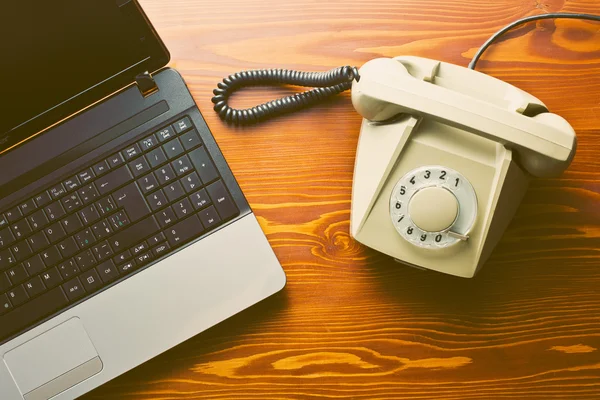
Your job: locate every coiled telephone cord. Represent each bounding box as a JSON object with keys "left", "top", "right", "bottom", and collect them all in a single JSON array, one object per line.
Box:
[{"left": 212, "top": 13, "right": 600, "bottom": 126}]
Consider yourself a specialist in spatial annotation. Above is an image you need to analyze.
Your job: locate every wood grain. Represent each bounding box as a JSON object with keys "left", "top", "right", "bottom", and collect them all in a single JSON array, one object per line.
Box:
[{"left": 84, "top": 0, "right": 600, "bottom": 398}]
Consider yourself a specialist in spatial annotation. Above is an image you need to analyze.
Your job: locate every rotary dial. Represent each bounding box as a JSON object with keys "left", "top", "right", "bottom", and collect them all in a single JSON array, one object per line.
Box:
[{"left": 389, "top": 166, "right": 477, "bottom": 248}]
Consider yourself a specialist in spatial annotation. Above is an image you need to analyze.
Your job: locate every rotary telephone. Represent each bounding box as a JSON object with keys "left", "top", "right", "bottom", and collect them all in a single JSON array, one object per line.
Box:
[
  {"left": 211, "top": 13, "right": 592, "bottom": 278},
  {"left": 349, "top": 56, "right": 576, "bottom": 277}
]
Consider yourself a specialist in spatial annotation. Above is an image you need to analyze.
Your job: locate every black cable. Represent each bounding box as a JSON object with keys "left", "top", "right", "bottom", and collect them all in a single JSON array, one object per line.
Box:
[
  {"left": 212, "top": 13, "right": 600, "bottom": 125},
  {"left": 469, "top": 13, "right": 600, "bottom": 69},
  {"left": 211, "top": 66, "right": 360, "bottom": 125}
]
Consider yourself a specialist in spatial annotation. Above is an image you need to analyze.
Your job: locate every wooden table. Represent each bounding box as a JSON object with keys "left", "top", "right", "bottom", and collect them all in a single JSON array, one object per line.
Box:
[{"left": 85, "top": 0, "right": 600, "bottom": 398}]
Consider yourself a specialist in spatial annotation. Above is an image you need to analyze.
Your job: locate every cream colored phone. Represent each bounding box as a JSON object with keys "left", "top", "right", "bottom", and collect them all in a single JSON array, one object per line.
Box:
[{"left": 350, "top": 56, "right": 577, "bottom": 278}]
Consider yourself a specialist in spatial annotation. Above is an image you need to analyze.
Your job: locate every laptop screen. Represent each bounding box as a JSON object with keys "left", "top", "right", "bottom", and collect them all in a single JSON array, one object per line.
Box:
[{"left": 0, "top": 0, "right": 169, "bottom": 153}]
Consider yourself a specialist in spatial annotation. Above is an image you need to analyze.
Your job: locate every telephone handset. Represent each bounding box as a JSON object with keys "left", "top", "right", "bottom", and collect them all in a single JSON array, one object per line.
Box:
[{"left": 350, "top": 56, "right": 577, "bottom": 277}]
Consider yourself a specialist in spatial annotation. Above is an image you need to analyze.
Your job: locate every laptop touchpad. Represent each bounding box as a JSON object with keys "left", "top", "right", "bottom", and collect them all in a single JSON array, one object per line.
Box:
[{"left": 3, "top": 318, "right": 102, "bottom": 400}]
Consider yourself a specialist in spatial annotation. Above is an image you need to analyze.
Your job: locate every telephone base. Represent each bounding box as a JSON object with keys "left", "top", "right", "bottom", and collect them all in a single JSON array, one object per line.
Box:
[{"left": 350, "top": 56, "right": 574, "bottom": 278}]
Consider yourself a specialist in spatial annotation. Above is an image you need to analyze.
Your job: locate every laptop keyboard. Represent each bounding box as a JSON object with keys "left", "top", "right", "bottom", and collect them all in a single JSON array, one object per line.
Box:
[{"left": 0, "top": 116, "right": 239, "bottom": 343}]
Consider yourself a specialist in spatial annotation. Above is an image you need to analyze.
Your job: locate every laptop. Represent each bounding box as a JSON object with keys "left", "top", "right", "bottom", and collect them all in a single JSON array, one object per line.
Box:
[{"left": 0, "top": 1, "right": 286, "bottom": 399}]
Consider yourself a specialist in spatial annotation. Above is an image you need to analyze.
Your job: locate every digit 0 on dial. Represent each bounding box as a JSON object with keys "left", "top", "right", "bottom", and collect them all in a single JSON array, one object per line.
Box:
[{"left": 389, "top": 166, "right": 477, "bottom": 248}]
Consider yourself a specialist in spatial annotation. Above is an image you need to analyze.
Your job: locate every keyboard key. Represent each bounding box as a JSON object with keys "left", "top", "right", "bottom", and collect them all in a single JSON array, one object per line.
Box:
[
  {"left": 156, "top": 125, "right": 175, "bottom": 142},
  {"left": 93, "top": 160, "right": 110, "bottom": 176},
  {"left": 0, "top": 286, "right": 68, "bottom": 342},
  {"left": 172, "top": 155, "right": 193, "bottom": 176},
  {"left": 61, "top": 193, "right": 83, "bottom": 213},
  {"left": 62, "top": 277, "right": 86, "bottom": 301},
  {"left": 189, "top": 147, "right": 219, "bottom": 184},
  {"left": 131, "top": 241, "right": 148, "bottom": 256},
  {"left": 112, "top": 182, "right": 151, "bottom": 222},
  {"left": 135, "top": 251, "right": 153, "bottom": 266},
  {"left": 44, "top": 222, "right": 67, "bottom": 244},
  {"left": 19, "top": 199, "right": 36, "bottom": 216},
  {"left": 78, "top": 184, "right": 100, "bottom": 204},
  {"left": 156, "top": 165, "right": 176, "bottom": 185},
  {"left": 128, "top": 157, "right": 151, "bottom": 178},
  {"left": 118, "top": 260, "right": 137, "bottom": 275},
  {"left": 165, "top": 181, "right": 185, "bottom": 203},
  {"left": 62, "top": 215, "right": 83, "bottom": 237},
  {"left": 11, "top": 241, "right": 32, "bottom": 262},
  {"left": 173, "top": 198, "right": 193, "bottom": 219},
  {"left": 108, "top": 216, "right": 160, "bottom": 254},
  {"left": 27, "top": 231, "right": 49, "bottom": 253},
  {"left": 5, "top": 207, "right": 21, "bottom": 222},
  {"left": 0, "top": 214, "right": 7, "bottom": 229},
  {"left": 0, "top": 293, "right": 12, "bottom": 315},
  {"left": 22, "top": 255, "right": 46, "bottom": 275},
  {"left": 92, "top": 220, "right": 113, "bottom": 240},
  {"left": 181, "top": 172, "right": 202, "bottom": 193},
  {"left": 108, "top": 211, "right": 129, "bottom": 230},
  {"left": 44, "top": 201, "right": 66, "bottom": 222},
  {"left": 78, "top": 205, "right": 101, "bottom": 225},
  {"left": 0, "top": 227, "right": 16, "bottom": 248},
  {"left": 96, "top": 165, "right": 133, "bottom": 195},
  {"left": 0, "top": 273, "right": 11, "bottom": 292},
  {"left": 139, "top": 135, "right": 159, "bottom": 152},
  {"left": 41, "top": 246, "right": 62, "bottom": 267},
  {"left": 122, "top": 144, "right": 142, "bottom": 161},
  {"left": 163, "top": 138, "right": 184, "bottom": 159},
  {"left": 78, "top": 168, "right": 95, "bottom": 184},
  {"left": 75, "top": 249, "right": 97, "bottom": 271},
  {"left": 58, "top": 259, "right": 79, "bottom": 280},
  {"left": 148, "top": 232, "right": 166, "bottom": 246},
  {"left": 49, "top": 184, "right": 67, "bottom": 199},
  {"left": 107, "top": 153, "right": 124, "bottom": 168},
  {"left": 5, "top": 207, "right": 22, "bottom": 223},
  {"left": 165, "top": 215, "right": 204, "bottom": 247},
  {"left": 92, "top": 241, "right": 113, "bottom": 261},
  {"left": 173, "top": 116, "right": 192, "bottom": 134},
  {"left": 138, "top": 173, "right": 159, "bottom": 194},
  {"left": 147, "top": 190, "right": 167, "bottom": 211},
  {"left": 74, "top": 228, "right": 95, "bottom": 248},
  {"left": 198, "top": 205, "right": 222, "bottom": 229},
  {"left": 96, "top": 196, "right": 116, "bottom": 216},
  {"left": 113, "top": 250, "right": 131, "bottom": 265},
  {"left": 80, "top": 269, "right": 102, "bottom": 292},
  {"left": 24, "top": 276, "right": 46, "bottom": 298},
  {"left": 7, "top": 286, "right": 28, "bottom": 306},
  {"left": 157, "top": 207, "right": 176, "bottom": 228},
  {"left": 34, "top": 191, "right": 53, "bottom": 207},
  {"left": 147, "top": 147, "right": 167, "bottom": 168},
  {"left": 189, "top": 188, "right": 211, "bottom": 210},
  {"left": 129, "top": 157, "right": 150, "bottom": 178},
  {"left": 0, "top": 249, "right": 16, "bottom": 271},
  {"left": 152, "top": 242, "right": 170, "bottom": 258},
  {"left": 11, "top": 219, "right": 32, "bottom": 240},
  {"left": 96, "top": 260, "right": 120, "bottom": 283},
  {"left": 180, "top": 129, "right": 202, "bottom": 150},
  {"left": 41, "top": 267, "right": 63, "bottom": 288},
  {"left": 28, "top": 209, "right": 49, "bottom": 230},
  {"left": 206, "top": 180, "right": 239, "bottom": 220},
  {"left": 63, "top": 175, "right": 80, "bottom": 192},
  {"left": 6, "top": 264, "right": 28, "bottom": 285},
  {"left": 57, "top": 237, "right": 79, "bottom": 258}
]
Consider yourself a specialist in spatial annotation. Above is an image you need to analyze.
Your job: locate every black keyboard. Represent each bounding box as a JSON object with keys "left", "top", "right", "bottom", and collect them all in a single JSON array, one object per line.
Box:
[{"left": 0, "top": 115, "right": 239, "bottom": 344}]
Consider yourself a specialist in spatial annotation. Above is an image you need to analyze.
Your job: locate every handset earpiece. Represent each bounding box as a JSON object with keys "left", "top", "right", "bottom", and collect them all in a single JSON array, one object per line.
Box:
[{"left": 352, "top": 57, "right": 577, "bottom": 178}]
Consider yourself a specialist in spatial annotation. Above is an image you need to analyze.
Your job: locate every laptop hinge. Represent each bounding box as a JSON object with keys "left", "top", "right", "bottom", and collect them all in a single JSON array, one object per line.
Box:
[{"left": 135, "top": 71, "right": 159, "bottom": 97}]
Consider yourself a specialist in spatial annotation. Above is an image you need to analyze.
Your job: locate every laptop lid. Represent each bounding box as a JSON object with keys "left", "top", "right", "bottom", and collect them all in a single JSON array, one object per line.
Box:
[{"left": 0, "top": 0, "right": 170, "bottom": 155}]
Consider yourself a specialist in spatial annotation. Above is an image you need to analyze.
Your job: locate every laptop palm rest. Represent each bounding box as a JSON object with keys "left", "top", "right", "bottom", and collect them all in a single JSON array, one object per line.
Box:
[{"left": 3, "top": 318, "right": 102, "bottom": 400}]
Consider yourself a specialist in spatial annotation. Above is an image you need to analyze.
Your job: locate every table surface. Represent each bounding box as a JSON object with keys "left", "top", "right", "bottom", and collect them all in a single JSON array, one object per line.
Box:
[{"left": 84, "top": 0, "right": 600, "bottom": 398}]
